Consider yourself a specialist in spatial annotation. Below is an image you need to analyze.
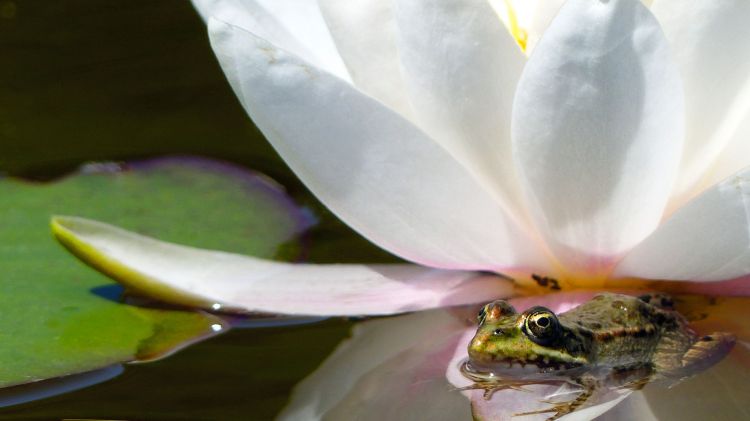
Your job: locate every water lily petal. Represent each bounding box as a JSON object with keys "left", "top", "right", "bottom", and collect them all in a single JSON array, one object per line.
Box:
[
  {"left": 52, "top": 216, "right": 517, "bottom": 316},
  {"left": 317, "top": 0, "right": 412, "bottom": 116},
  {"left": 512, "top": 0, "right": 684, "bottom": 272},
  {"left": 191, "top": 0, "right": 349, "bottom": 80},
  {"left": 614, "top": 167, "right": 750, "bottom": 282},
  {"left": 279, "top": 309, "right": 471, "bottom": 420},
  {"left": 651, "top": 0, "right": 750, "bottom": 202},
  {"left": 392, "top": 0, "right": 527, "bottom": 211},
  {"left": 208, "top": 18, "right": 550, "bottom": 272}
]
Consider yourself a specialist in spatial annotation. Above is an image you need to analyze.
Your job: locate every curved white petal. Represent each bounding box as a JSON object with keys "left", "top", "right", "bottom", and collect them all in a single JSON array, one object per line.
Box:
[
  {"left": 614, "top": 167, "right": 750, "bottom": 282},
  {"left": 208, "top": 18, "right": 550, "bottom": 272},
  {"left": 651, "top": 0, "right": 750, "bottom": 202},
  {"left": 317, "top": 0, "right": 412, "bottom": 116},
  {"left": 52, "top": 216, "right": 517, "bottom": 316},
  {"left": 279, "top": 309, "right": 471, "bottom": 420},
  {"left": 512, "top": 0, "right": 684, "bottom": 272},
  {"left": 392, "top": 0, "right": 528, "bottom": 216},
  {"left": 704, "top": 120, "right": 750, "bottom": 202},
  {"left": 191, "top": 0, "right": 349, "bottom": 80}
]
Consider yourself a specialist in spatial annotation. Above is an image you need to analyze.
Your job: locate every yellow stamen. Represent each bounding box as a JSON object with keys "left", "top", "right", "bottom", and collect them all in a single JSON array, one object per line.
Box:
[{"left": 493, "top": 0, "right": 529, "bottom": 53}]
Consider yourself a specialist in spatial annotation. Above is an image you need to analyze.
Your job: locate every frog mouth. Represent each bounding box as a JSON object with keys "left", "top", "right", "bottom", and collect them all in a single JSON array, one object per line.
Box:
[{"left": 465, "top": 357, "right": 584, "bottom": 378}]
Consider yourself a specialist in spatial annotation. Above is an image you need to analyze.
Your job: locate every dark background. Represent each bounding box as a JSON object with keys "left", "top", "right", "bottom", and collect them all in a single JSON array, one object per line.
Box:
[{"left": 0, "top": 0, "right": 284, "bottom": 179}]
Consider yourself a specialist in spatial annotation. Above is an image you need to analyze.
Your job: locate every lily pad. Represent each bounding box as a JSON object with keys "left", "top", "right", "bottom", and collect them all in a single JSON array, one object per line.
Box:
[{"left": 0, "top": 157, "right": 309, "bottom": 387}]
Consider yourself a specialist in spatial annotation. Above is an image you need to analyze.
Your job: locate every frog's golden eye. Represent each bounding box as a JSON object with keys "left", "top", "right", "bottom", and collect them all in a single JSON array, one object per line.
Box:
[{"left": 522, "top": 306, "right": 561, "bottom": 345}]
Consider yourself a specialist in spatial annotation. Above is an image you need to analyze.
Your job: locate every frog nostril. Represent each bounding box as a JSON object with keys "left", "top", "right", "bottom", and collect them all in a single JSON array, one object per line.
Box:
[{"left": 493, "top": 328, "right": 504, "bottom": 336}]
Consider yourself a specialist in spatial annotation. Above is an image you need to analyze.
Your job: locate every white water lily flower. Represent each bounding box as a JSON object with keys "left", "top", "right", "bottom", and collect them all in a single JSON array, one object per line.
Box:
[
  {"left": 52, "top": 0, "right": 750, "bottom": 419},
  {"left": 56, "top": 0, "right": 750, "bottom": 316},
  {"left": 187, "top": 0, "right": 750, "bottom": 290}
]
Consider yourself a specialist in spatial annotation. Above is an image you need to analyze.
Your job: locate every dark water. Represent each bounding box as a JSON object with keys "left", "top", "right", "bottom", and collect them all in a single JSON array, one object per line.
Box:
[
  {"left": 0, "top": 2, "right": 370, "bottom": 418},
  {"left": 0, "top": 318, "right": 354, "bottom": 420}
]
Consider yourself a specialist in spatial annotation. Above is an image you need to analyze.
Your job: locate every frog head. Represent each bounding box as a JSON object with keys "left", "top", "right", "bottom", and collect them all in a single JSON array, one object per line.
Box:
[{"left": 467, "top": 301, "right": 589, "bottom": 373}]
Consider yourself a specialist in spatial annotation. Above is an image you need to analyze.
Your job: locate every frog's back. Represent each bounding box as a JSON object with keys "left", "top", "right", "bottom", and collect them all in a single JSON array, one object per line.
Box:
[
  {"left": 559, "top": 293, "right": 690, "bottom": 367},
  {"left": 560, "top": 293, "right": 669, "bottom": 330}
]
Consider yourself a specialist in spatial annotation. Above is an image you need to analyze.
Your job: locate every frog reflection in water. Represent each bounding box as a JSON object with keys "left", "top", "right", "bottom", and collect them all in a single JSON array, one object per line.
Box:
[{"left": 461, "top": 293, "right": 735, "bottom": 420}]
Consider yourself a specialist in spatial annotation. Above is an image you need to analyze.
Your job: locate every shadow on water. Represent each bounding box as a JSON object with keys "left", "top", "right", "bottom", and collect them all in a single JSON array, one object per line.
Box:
[
  {"left": 0, "top": 366, "right": 123, "bottom": 409},
  {"left": 89, "top": 284, "right": 126, "bottom": 303}
]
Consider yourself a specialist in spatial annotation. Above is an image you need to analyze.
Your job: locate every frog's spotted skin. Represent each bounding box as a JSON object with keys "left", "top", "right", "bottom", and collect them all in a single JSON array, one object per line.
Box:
[{"left": 463, "top": 293, "right": 735, "bottom": 420}]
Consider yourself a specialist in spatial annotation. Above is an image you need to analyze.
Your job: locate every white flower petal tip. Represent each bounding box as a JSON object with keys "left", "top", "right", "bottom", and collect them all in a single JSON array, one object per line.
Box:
[
  {"left": 51, "top": 216, "right": 516, "bottom": 316},
  {"left": 512, "top": 0, "right": 684, "bottom": 271},
  {"left": 615, "top": 168, "right": 750, "bottom": 282},
  {"left": 192, "top": 0, "right": 348, "bottom": 80},
  {"left": 207, "top": 17, "right": 551, "bottom": 274},
  {"left": 652, "top": 0, "right": 750, "bottom": 202}
]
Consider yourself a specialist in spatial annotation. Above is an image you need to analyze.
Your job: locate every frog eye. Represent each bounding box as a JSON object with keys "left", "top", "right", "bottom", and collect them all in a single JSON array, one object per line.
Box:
[{"left": 523, "top": 307, "right": 561, "bottom": 345}]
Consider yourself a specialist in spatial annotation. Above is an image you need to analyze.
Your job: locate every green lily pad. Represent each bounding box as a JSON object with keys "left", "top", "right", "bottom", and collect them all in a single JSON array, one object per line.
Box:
[{"left": 0, "top": 157, "right": 309, "bottom": 387}]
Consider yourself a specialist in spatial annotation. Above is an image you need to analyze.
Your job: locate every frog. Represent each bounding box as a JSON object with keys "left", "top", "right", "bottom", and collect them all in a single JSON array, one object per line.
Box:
[{"left": 461, "top": 293, "right": 735, "bottom": 420}]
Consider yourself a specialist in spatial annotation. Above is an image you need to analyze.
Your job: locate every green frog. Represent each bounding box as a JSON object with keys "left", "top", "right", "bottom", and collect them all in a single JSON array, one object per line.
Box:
[{"left": 462, "top": 293, "right": 735, "bottom": 420}]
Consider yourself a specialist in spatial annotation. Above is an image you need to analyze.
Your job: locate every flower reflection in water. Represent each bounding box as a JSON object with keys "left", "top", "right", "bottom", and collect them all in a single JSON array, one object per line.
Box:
[{"left": 280, "top": 294, "right": 750, "bottom": 421}]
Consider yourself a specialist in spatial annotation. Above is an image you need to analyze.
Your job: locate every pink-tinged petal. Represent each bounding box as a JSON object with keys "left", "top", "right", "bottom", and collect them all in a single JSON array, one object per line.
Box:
[
  {"left": 208, "top": 18, "right": 551, "bottom": 272},
  {"left": 318, "top": 0, "right": 413, "bottom": 117},
  {"left": 52, "top": 216, "right": 516, "bottom": 316},
  {"left": 650, "top": 0, "right": 750, "bottom": 203},
  {"left": 512, "top": 0, "right": 684, "bottom": 273},
  {"left": 614, "top": 167, "right": 750, "bottom": 282},
  {"left": 191, "top": 0, "right": 349, "bottom": 80},
  {"left": 278, "top": 309, "right": 473, "bottom": 420},
  {"left": 392, "top": 0, "right": 528, "bottom": 215}
]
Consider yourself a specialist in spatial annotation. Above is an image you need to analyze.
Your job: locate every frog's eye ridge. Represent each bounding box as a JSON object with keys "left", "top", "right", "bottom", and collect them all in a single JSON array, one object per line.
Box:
[
  {"left": 477, "top": 306, "right": 487, "bottom": 325},
  {"left": 480, "top": 300, "right": 517, "bottom": 323},
  {"left": 522, "top": 306, "right": 561, "bottom": 345}
]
